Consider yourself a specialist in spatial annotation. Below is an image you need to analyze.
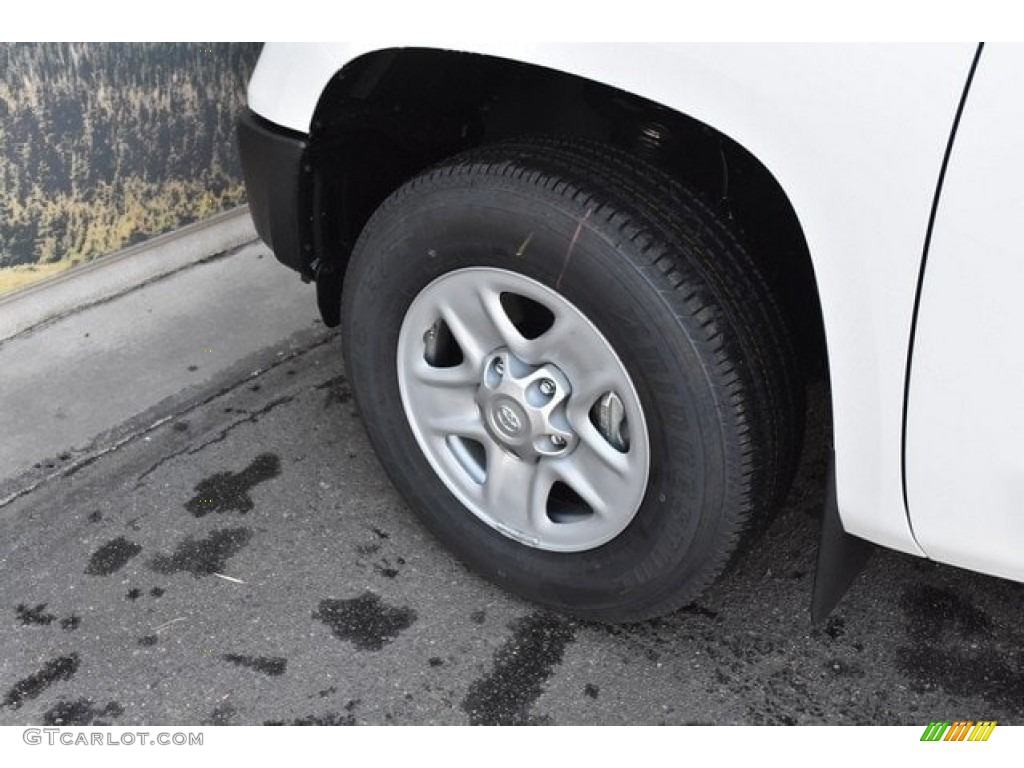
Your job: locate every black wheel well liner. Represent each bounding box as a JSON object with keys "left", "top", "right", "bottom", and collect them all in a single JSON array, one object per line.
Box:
[{"left": 307, "top": 47, "right": 825, "bottom": 371}]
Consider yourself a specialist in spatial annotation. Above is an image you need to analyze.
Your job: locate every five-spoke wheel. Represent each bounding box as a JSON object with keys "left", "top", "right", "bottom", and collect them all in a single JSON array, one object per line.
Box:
[{"left": 397, "top": 267, "right": 649, "bottom": 552}]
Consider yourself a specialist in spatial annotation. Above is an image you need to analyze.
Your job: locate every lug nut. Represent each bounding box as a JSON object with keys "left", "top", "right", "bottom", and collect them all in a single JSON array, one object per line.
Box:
[
  {"left": 550, "top": 435, "right": 566, "bottom": 448},
  {"left": 493, "top": 358, "right": 505, "bottom": 375},
  {"left": 539, "top": 379, "right": 556, "bottom": 397}
]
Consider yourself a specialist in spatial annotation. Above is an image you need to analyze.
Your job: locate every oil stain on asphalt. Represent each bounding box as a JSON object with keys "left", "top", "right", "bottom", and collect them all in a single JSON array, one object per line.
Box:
[
  {"left": 85, "top": 536, "right": 143, "bottom": 575},
  {"left": 149, "top": 528, "right": 253, "bottom": 577},
  {"left": 462, "top": 612, "right": 577, "bottom": 725},
  {"left": 3, "top": 655, "right": 80, "bottom": 709},
  {"left": 900, "top": 584, "right": 993, "bottom": 642},
  {"left": 313, "top": 592, "right": 417, "bottom": 651},
  {"left": 184, "top": 453, "right": 281, "bottom": 517},
  {"left": 15, "top": 603, "right": 80, "bottom": 631},
  {"left": 265, "top": 707, "right": 357, "bottom": 726},
  {"left": 205, "top": 701, "right": 236, "bottom": 725},
  {"left": 43, "top": 698, "right": 123, "bottom": 726},
  {"left": 896, "top": 583, "right": 1022, "bottom": 711},
  {"left": 222, "top": 654, "right": 287, "bottom": 676},
  {"left": 15, "top": 603, "right": 56, "bottom": 625},
  {"left": 316, "top": 375, "right": 353, "bottom": 409}
]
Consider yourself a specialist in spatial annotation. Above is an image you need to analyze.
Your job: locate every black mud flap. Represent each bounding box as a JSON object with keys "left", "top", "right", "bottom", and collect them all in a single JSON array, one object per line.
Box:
[
  {"left": 315, "top": 261, "right": 344, "bottom": 327},
  {"left": 810, "top": 452, "right": 875, "bottom": 623}
]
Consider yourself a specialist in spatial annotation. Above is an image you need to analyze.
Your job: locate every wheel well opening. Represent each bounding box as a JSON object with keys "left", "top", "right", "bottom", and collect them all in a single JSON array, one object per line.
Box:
[{"left": 310, "top": 47, "right": 826, "bottom": 373}]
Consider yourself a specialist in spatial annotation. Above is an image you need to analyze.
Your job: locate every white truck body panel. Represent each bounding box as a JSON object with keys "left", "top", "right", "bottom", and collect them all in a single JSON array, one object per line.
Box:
[{"left": 907, "top": 44, "right": 1024, "bottom": 580}]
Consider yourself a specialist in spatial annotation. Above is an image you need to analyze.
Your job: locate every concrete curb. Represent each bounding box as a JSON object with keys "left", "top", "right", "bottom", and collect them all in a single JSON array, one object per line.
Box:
[{"left": 0, "top": 206, "right": 257, "bottom": 343}]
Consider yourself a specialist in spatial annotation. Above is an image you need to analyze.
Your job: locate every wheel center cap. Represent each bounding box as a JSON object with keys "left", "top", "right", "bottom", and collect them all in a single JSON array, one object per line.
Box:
[{"left": 476, "top": 349, "right": 578, "bottom": 462}]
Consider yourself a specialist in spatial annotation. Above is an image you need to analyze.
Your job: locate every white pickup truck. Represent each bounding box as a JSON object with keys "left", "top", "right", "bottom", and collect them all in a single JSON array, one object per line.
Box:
[{"left": 237, "top": 43, "right": 1023, "bottom": 622}]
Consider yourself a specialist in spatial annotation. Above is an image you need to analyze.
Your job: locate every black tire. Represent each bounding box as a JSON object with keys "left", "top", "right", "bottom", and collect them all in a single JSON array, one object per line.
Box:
[{"left": 341, "top": 137, "right": 803, "bottom": 622}]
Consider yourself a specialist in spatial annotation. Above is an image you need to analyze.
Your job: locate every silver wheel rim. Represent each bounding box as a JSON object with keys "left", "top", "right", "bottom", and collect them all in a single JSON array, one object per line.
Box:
[{"left": 396, "top": 267, "right": 650, "bottom": 552}]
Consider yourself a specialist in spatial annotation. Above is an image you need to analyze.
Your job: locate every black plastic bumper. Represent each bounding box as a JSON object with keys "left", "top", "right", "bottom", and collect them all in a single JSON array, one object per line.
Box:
[{"left": 236, "top": 107, "right": 312, "bottom": 275}]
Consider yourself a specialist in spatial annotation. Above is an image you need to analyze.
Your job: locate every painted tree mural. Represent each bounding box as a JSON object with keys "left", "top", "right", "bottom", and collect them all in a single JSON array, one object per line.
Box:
[{"left": 0, "top": 43, "right": 261, "bottom": 293}]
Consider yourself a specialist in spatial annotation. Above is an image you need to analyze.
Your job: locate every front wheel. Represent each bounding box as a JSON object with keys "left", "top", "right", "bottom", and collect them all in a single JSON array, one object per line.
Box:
[{"left": 341, "top": 137, "right": 802, "bottom": 622}]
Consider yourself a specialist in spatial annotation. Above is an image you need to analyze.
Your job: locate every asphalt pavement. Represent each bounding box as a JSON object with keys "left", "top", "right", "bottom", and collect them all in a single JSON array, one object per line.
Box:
[{"left": 0, "top": 225, "right": 1022, "bottom": 726}]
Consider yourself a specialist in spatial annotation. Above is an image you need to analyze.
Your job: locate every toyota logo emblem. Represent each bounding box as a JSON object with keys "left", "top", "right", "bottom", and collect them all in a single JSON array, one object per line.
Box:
[{"left": 495, "top": 404, "right": 523, "bottom": 436}]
